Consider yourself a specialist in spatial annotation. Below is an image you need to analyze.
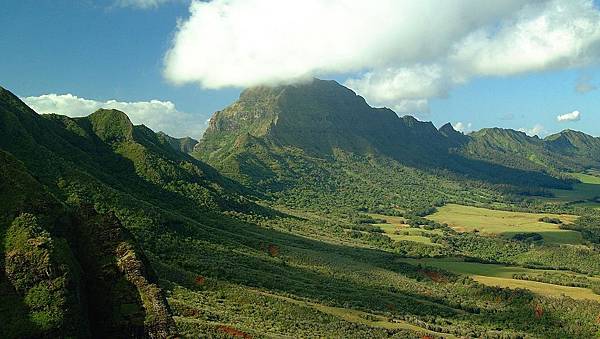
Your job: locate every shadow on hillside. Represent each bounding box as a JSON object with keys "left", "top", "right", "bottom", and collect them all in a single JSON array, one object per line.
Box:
[
  {"left": 38, "top": 115, "right": 288, "bottom": 220},
  {"left": 67, "top": 207, "right": 148, "bottom": 338},
  {"left": 0, "top": 225, "right": 41, "bottom": 338},
  {"left": 378, "top": 145, "right": 571, "bottom": 191},
  {"left": 150, "top": 210, "right": 570, "bottom": 337}
]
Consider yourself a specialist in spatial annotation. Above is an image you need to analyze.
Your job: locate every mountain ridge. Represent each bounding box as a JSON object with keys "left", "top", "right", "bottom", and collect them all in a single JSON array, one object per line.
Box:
[
  {"left": 194, "top": 79, "right": 591, "bottom": 203},
  {"left": 196, "top": 79, "right": 600, "bottom": 176}
]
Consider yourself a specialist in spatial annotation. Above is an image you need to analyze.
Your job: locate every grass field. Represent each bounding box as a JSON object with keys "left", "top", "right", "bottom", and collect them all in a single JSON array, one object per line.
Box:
[
  {"left": 369, "top": 213, "right": 440, "bottom": 245},
  {"left": 545, "top": 171, "right": 600, "bottom": 209},
  {"left": 255, "top": 290, "right": 456, "bottom": 337},
  {"left": 426, "top": 204, "right": 580, "bottom": 244},
  {"left": 572, "top": 172, "right": 600, "bottom": 185},
  {"left": 399, "top": 258, "right": 600, "bottom": 301}
]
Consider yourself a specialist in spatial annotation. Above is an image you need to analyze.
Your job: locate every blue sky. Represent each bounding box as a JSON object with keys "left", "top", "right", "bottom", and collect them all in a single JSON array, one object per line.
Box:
[{"left": 1, "top": 0, "right": 599, "bottom": 138}]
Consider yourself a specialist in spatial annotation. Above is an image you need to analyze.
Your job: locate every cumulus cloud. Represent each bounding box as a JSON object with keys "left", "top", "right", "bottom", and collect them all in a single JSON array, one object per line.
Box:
[
  {"left": 518, "top": 124, "right": 546, "bottom": 136},
  {"left": 22, "top": 94, "right": 204, "bottom": 138},
  {"left": 344, "top": 65, "right": 462, "bottom": 113},
  {"left": 556, "top": 110, "right": 582, "bottom": 122},
  {"left": 164, "top": 0, "right": 600, "bottom": 113},
  {"left": 575, "top": 74, "right": 597, "bottom": 93},
  {"left": 453, "top": 122, "right": 473, "bottom": 133},
  {"left": 164, "top": 0, "right": 531, "bottom": 88}
]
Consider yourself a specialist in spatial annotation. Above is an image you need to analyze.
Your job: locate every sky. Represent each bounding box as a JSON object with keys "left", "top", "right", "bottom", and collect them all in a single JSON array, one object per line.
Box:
[{"left": 1, "top": 0, "right": 600, "bottom": 138}]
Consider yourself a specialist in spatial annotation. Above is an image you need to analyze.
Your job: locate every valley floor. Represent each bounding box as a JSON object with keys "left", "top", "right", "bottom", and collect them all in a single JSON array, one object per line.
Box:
[{"left": 162, "top": 196, "right": 600, "bottom": 338}]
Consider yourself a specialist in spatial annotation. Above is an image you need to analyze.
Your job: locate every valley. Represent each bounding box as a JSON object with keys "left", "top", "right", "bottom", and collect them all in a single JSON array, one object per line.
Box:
[
  {"left": 545, "top": 171, "right": 600, "bottom": 209},
  {"left": 3, "top": 81, "right": 600, "bottom": 338}
]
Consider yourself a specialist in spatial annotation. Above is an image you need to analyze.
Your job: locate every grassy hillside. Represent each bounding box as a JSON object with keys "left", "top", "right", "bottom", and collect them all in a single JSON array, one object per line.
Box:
[
  {"left": 0, "top": 150, "right": 175, "bottom": 338},
  {"left": 3, "top": 83, "right": 600, "bottom": 337}
]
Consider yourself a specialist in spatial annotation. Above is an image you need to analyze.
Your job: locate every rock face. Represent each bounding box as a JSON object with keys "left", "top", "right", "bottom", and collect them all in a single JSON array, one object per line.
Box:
[
  {"left": 73, "top": 206, "right": 177, "bottom": 338},
  {"left": 195, "top": 78, "right": 586, "bottom": 190},
  {"left": 197, "top": 78, "right": 453, "bottom": 164},
  {"left": 0, "top": 86, "right": 180, "bottom": 338},
  {"left": 0, "top": 152, "right": 177, "bottom": 338}
]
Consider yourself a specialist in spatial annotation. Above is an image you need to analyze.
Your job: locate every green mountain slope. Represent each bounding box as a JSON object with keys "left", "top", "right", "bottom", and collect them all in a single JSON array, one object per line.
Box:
[
  {"left": 463, "top": 128, "right": 600, "bottom": 175},
  {"left": 3, "top": 83, "right": 600, "bottom": 338},
  {"left": 0, "top": 149, "right": 176, "bottom": 337},
  {"left": 157, "top": 132, "right": 198, "bottom": 154},
  {"left": 195, "top": 79, "right": 576, "bottom": 213},
  {"left": 0, "top": 86, "right": 254, "bottom": 337}
]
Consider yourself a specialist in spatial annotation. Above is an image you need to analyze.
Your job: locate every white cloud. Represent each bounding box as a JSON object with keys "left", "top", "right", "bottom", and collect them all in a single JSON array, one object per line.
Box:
[
  {"left": 518, "top": 124, "right": 546, "bottom": 136},
  {"left": 164, "top": 0, "right": 531, "bottom": 88},
  {"left": 453, "top": 122, "right": 472, "bottom": 133},
  {"left": 344, "top": 65, "right": 461, "bottom": 113},
  {"left": 450, "top": 1, "right": 600, "bottom": 77},
  {"left": 164, "top": 0, "right": 600, "bottom": 113},
  {"left": 556, "top": 110, "right": 582, "bottom": 122},
  {"left": 22, "top": 94, "right": 204, "bottom": 138}
]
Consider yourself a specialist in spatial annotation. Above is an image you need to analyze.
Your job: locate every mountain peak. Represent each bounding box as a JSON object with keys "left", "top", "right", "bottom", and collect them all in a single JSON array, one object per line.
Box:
[
  {"left": 203, "top": 78, "right": 377, "bottom": 143},
  {"left": 88, "top": 109, "right": 134, "bottom": 143},
  {"left": 198, "top": 78, "right": 457, "bottom": 163},
  {"left": 439, "top": 122, "right": 455, "bottom": 131}
]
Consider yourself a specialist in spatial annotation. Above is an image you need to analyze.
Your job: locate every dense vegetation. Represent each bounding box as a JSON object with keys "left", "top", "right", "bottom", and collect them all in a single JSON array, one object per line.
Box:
[{"left": 2, "top": 79, "right": 600, "bottom": 338}]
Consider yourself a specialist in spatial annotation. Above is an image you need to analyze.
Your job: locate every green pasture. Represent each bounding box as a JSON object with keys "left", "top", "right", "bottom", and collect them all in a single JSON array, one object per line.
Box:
[
  {"left": 426, "top": 204, "right": 580, "bottom": 244},
  {"left": 398, "top": 257, "right": 600, "bottom": 301}
]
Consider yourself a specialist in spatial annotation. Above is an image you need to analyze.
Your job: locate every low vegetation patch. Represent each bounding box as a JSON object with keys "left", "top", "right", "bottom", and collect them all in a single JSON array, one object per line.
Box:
[{"left": 427, "top": 204, "right": 580, "bottom": 244}]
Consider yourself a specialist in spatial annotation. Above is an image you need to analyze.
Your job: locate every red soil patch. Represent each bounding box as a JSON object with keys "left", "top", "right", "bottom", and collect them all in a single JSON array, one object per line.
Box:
[
  {"left": 267, "top": 244, "right": 280, "bottom": 257},
  {"left": 217, "top": 325, "right": 252, "bottom": 338},
  {"left": 421, "top": 270, "right": 448, "bottom": 283},
  {"left": 194, "top": 275, "right": 206, "bottom": 285},
  {"left": 534, "top": 304, "right": 544, "bottom": 319}
]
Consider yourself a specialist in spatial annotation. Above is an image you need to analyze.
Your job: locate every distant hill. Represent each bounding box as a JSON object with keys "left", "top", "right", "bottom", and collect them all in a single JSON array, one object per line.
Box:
[
  {"left": 157, "top": 131, "right": 198, "bottom": 154},
  {"left": 463, "top": 128, "right": 600, "bottom": 175}
]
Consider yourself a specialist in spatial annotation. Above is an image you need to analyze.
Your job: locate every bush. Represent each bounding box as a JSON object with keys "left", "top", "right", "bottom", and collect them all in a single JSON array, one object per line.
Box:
[{"left": 538, "top": 217, "right": 562, "bottom": 224}]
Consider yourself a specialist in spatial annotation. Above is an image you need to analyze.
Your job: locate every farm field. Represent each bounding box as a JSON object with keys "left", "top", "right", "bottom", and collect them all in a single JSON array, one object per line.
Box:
[
  {"left": 426, "top": 204, "right": 581, "bottom": 244},
  {"left": 399, "top": 258, "right": 600, "bottom": 301}
]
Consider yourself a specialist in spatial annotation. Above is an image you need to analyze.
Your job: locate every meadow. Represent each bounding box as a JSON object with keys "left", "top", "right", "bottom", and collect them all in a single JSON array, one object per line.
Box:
[
  {"left": 398, "top": 258, "right": 600, "bottom": 302},
  {"left": 545, "top": 171, "right": 600, "bottom": 209},
  {"left": 426, "top": 204, "right": 581, "bottom": 244},
  {"left": 369, "top": 213, "right": 441, "bottom": 245}
]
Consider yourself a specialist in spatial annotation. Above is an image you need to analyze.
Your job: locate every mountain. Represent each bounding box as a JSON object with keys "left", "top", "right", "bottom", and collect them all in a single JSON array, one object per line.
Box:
[
  {"left": 198, "top": 79, "right": 451, "bottom": 164},
  {"left": 438, "top": 122, "right": 469, "bottom": 145},
  {"left": 195, "top": 79, "right": 582, "bottom": 212},
  {"left": 4, "top": 83, "right": 600, "bottom": 337},
  {"left": 463, "top": 128, "right": 600, "bottom": 175},
  {"left": 199, "top": 79, "right": 600, "bottom": 176},
  {"left": 0, "top": 86, "right": 270, "bottom": 337},
  {"left": 157, "top": 132, "right": 198, "bottom": 154}
]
